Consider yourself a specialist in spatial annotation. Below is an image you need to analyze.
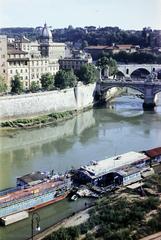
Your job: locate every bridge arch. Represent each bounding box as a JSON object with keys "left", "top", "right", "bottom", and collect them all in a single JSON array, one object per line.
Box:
[
  {"left": 116, "top": 71, "right": 125, "bottom": 79},
  {"left": 130, "top": 68, "right": 150, "bottom": 79},
  {"left": 154, "top": 89, "right": 161, "bottom": 95},
  {"left": 102, "top": 85, "right": 144, "bottom": 95},
  {"left": 155, "top": 68, "right": 161, "bottom": 79}
]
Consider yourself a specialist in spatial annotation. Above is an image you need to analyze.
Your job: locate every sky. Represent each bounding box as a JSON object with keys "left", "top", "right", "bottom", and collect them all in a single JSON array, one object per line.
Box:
[{"left": 0, "top": 0, "right": 161, "bottom": 30}]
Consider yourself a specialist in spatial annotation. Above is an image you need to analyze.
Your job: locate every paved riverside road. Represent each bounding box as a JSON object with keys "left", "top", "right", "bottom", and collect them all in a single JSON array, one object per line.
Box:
[{"left": 140, "top": 232, "right": 161, "bottom": 240}]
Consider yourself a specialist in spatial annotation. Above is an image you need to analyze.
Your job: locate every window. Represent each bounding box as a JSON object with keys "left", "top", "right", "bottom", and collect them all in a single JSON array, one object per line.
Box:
[
  {"left": 20, "top": 69, "right": 23, "bottom": 73},
  {"left": 25, "top": 76, "right": 28, "bottom": 80},
  {"left": 10, "top": 70, "right": 12, "bottom": 74}
]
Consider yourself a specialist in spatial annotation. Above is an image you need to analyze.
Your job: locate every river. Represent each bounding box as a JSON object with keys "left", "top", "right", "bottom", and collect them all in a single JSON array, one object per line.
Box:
[{"left": 0, "top": 91, "right": 161, "bottom": 240}]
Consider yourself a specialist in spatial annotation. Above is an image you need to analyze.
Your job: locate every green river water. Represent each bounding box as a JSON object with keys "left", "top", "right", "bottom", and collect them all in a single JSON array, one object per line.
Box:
[{"left": 0, "top": 92, "right": 161, "bottom": 240}]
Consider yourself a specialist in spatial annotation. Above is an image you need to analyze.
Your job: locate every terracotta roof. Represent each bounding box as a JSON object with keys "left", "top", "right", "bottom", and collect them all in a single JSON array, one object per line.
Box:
[
  {"left": 104, "top": 46, "right": 114, "bottom": 50},
  {"left": 145, "top": 147, "right": 161, "bottom": 158},
  {"left": 85, "top": 44, "right": 139, "bottom": 51},
  {"left": 85, "top": 45, "right": 107, "bottom": 50},
  {"left": 116, "top": 44, "right": 134, "bottom": 49}
]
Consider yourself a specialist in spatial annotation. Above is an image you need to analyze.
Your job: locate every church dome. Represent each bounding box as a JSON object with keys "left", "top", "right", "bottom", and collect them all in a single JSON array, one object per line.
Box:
[
  {"left": 41, "top": 23, "right": 52, "bottom": 39},
  {"left": 35, "top": 26, "right": 43, "bottom": 38}
]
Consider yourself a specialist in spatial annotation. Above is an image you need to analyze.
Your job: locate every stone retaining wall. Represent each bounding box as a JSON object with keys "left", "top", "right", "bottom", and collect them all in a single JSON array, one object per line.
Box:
[{"left": 0, "top": 82, "right": 118, "bottom": 121}]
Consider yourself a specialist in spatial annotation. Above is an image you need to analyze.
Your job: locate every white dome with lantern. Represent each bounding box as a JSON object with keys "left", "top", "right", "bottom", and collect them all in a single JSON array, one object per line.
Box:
[
  {"left": 41, "top": 23, "right": 52, "bottom": 39},
  {"left": 36, "top": 23, "right": 53, "bottom": 42}
]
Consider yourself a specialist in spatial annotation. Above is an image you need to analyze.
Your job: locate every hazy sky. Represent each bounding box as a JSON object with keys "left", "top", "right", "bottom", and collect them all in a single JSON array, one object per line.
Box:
[{"left": 0, "top": 0, "right": 161, "bottom": 29}]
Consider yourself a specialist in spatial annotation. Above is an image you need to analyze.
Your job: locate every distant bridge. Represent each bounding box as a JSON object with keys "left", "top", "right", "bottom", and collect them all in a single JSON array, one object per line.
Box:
[
  {"left": 117, "top": 64, "right": 161, "bottom": 78},
  {"left": 96, "top": 78, "right": 161, "bottom": 109}
]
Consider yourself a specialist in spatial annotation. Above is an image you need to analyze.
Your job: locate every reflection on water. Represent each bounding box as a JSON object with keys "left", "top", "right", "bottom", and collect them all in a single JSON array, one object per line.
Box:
[
  {"left": 0, "top": 92, "right": 161, "bottom": 240},
  {"left": 0, "top": 94, "right": 161, "bottom": 190}
]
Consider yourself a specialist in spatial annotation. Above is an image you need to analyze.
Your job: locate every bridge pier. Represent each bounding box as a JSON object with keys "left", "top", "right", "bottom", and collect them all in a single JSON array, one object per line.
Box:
[
  {"left": 143, "top": 88, "right": 156, "bottom": 110},
  {"left": 143, "top": 102, "right": 156, "bottom": 110}
]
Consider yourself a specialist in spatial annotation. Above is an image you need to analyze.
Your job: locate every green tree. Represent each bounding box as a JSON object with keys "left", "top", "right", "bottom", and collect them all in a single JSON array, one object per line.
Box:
[
  {"left": 11, "top": 74, "right": 23, "bottom": 94},
  {"left": 0, "top": 75, "right": 7, "bottom": 93},
  {"left": 97, "top": 56, "right": 118, "bottom": 77},
  {"left": 85, "top": 233, "right": 96, "bottom": 240},
  {"left": 54, "top": 69, "right": 77, "bottom": 89},
  {"left": 78, "top": 63, "right": 98, "bottom": 84},
  {"left": 66, "top": 226, "right": 80, "bottom": 239},
  {"left": 40, "top": 73, "right": 54, "bottom": 90},
  {"left": 82, "top": 40, "right": 88, "bottom": 49},
  {"left": 30, "top": 81, "right": 39, "bottom": 92}
]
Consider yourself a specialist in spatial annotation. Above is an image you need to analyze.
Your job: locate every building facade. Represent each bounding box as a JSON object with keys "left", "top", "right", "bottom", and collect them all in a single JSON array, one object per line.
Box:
[
  {"left": 0, "top": 23, "right": 66, "bottom": 91},
  {"left": 59, "top": 50, "right": 92, "bottom": 71},
  {"left": 0, "top": 35, "right": 8, "bottom": 87}
]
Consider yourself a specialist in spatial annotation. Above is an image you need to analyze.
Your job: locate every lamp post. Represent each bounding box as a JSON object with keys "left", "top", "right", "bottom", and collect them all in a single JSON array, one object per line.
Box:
[{"left": 31, "top": 212, "right": 41, "bottom": 240}]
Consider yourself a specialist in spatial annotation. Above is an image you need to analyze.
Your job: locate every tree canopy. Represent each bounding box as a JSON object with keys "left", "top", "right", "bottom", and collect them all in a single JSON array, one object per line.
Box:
[
  {"left": 0, "top": 75, "right": 7, "bottom": 93},
  {"left": 55, "top": 69, "right": 77, "bottom": 89},
  {"left": 11, "top": 74, "right": 23, "bottom": 94},
  {"left": 30, "top": 81, "right": 39, "bottom": 92},
  {"left": 40, "top": 73, "right": 54, "bottom": 90},
  {"left": 78, "top": 64, "right": 98, "bottom": 84},
  {"left": 97, "top": 56, "right": 118, "bottom": 76}
]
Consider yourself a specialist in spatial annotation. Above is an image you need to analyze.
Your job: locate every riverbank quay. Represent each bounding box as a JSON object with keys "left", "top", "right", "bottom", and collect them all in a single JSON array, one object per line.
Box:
[
  {"left": 38, "top": 173, "right": 161, "bottom": 240},
  {"left": 0, "top": 82, "right": 121, "bottom": 129},
  {"left": 0, "top": 109, "right": 78, "bottom": 129},
  {"left": 27, "top": 206, "right": 93, "bottom": 240},
  {"left": 0, "top": 147, "right": 160, "bottom": 223}
]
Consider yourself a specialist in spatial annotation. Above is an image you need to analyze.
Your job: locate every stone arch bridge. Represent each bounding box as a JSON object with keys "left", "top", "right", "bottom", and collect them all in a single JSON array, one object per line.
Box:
[
  {"left": 117, "top": 64, "right": 161, "bottom": 78},
  {"left": 96, "top": 79, "right": 161, "bottom": 109}
]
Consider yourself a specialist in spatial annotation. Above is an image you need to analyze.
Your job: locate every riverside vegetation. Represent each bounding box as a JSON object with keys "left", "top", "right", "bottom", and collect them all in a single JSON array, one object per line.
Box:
[
  {"left": 0, "top": 60, "right": 118, "bottom": 129},
  {"left": 44, "top": 174, "right": 161, "bottom": 240},
  {"left": 0, "top": 63, "right": 100, "bottom": 128},
  {"left": 0, "top": 110, "right": 78, "bottom": 129}
]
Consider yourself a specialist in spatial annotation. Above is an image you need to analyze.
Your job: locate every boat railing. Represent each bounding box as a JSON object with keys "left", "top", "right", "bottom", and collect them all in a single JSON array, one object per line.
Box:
[
  {"left": 0, "top": 182, "right": 69, "bottom": 209},
  {"left": 0, "top": 186, "right": 21, "bottom": 196}
]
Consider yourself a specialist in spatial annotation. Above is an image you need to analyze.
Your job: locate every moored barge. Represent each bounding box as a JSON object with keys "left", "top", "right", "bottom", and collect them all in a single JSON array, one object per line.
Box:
[{"left": 0, "top": 171, "right": 71, "bottom": 218}]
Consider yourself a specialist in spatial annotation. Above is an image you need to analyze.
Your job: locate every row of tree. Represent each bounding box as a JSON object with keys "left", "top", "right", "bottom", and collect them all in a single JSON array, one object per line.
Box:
[
  {"left": 101, "top": 51, "right": 161, "bottom": 64},
  {"left": 7, "top": 63, "right": 99, "bottom": 94},
  {"left": 53, "top": 27, "right": 160, "bottom": 48},
  {"left": 0, "top": 59, "right": 118, "bottom": 94}
]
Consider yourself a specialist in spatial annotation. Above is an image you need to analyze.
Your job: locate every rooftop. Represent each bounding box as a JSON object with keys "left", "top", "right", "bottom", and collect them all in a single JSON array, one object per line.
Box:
[
  {"left": 117, "top": 166, "right": 140, "bottom": 177},
  {"left": 85, "top": 44, "right": 139, "bottom": 50},
  {"left": 17, "top": 171, "right": 47, "bottom": 185},
  {"left": 145, "top": 147, "right": 161, "bottom": 158},
  {"left": 85, "top": 45, "right": 107, "bottom": 50},
  {"left": 80, "top": 151, "right": 149, "bottom": 178},
  {"left": 8, "top": 47, "right": 28, "bottom": 55}
]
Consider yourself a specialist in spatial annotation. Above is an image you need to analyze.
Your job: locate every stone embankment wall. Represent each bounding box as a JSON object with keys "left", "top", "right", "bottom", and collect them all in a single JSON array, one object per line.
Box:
[{"left": 0, "top": 82, "right": 118, "bottom": 121}]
